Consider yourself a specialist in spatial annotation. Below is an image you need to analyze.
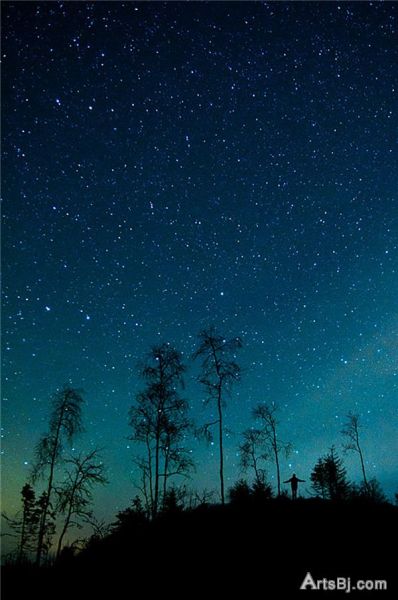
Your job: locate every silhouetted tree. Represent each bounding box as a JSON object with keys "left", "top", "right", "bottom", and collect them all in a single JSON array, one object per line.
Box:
[
  {"left": 310, "top": 447, "right": 350, "bottom": 501},
  {"left": 184, "top": 488, "right": 216, "bottom": 510},
  {"left": 161, "top": 485, "right": 185, "bottom": 515},
  {"left": 228, "top": 478, "right": 273, "bottom": 505},
  {"left": 341, "top": 412, "right": 368, "bottom": 490},
  {"left": 251, "top": 477, "right": 273, "bottom": 502},
  {"left": 55, "top": 449, "right": 107, "bottom": 559},
  {"left": 194, "top": 327, "right": 242, "bottom": 504},
  {"left": 310, "top": 457, "right": 328, "bottom": 499},
  {"left": 239, "top": 428, "right": 268, "bottom": 484},
  {"left": 31, "top": 386, "right": 84, "bottom": 565},
  {"left": 113, "top": 496, "right": 148, "bottom": 532},
  {"left": 350, "top": 478, "right": 387, "bottom": 504},
  {"left": 35, "top": 491, "right": 56, "bottom": 561},
  {"left": 252, "top": 403, "right": 292, "bottom": 496},
  {"left": 83, "top": 513, "right": 112, "bottom": 541},
  {"left": 2, "top": 483, "right": 40, "bottom": 563},
  {"left": 129, "top": 343, "right": 193, "bottom": 517},
  {"left": 228, "top": 479, "right": 251, "bottom": 505},
  {"left": 323, "top": 447, "right": 350, "bottom": 501},
  {"left": 160, "top": 421, "right": 194, "bottom": 504}
]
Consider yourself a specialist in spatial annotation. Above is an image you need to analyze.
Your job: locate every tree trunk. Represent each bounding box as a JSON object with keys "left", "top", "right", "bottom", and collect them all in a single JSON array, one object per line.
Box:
[
  {"left": 154, "top": 435, "right": 160, "bottom": 518},
  {"left": 210, "top": 342, "right": 225, "bottom": 505},
  {"left": 145, "top": 435, "right": 154, "bottom": 509},
  {"left": 36, "top": 403, "right": 65, "bottom": 566},
  {"left": 152, "top": 357, "right": 166, "bottom": 518},
  {"left": 217, "top": 387, "right": 224, "bottom": 505},
  {"left": 273, "top": 429, "right": 281, "bottom": 496},
  {"left": 18, "top": 509, "right": 26, "bottom": 563},
  {"left": 36, "top": 467, "right": 54, "bottom": 565},
  {"left": 36, "top": 466, "right": 54, "bottom": 564},
  {"left": 56, "top": 479, "right": 78, "bottom": 559},
  {"left": 358, "top": 445, "right": 368, "bottom": 489},
  {"left": 163, "top": 446, "right": 170, "bottom": 502},
  {"left": 56, "top": 505, "right": 72, "bottom": 559},
  {"left": 252, "top": 450, "right": 260, "bottom": 483}
]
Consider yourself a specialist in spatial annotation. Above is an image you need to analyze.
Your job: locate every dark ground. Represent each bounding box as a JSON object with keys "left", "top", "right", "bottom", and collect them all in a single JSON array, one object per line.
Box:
[{"left": 2, "top": 498, "right": 397, "bottom": 599}]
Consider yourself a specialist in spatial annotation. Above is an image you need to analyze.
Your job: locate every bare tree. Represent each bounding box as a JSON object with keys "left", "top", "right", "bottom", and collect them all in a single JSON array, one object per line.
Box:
[
  {"left": 55, "top": 449, "right": 107, "bottom": 559},
  {"left": 129, "top": 343, "right": 193, "bottom": 517},
  {"left": 31, "top": 386, "right": 84, "bottom": 565},
  {"left": 239, "top": 428, "right": 269, "bottom": 484},
  {"left": 253, "top": 403, "right": 292, "bottom": 496},
  {"left": 184, "top": 488, "right": 216, "bottom": 510},
  {"left": 133, "top": 455, "right": 152, "bottom": 516},
  {"left": 82, "top": 512, "right": 112, "bottom": 541},
  {"left": 341, "top": 412, "right": 368, "bottom": 489},
  {"left": 160, "top": 422, "right": 194, "bottom": 502},
  {"left": 194, "top": 327, "right": 242, "bottom": 505}
]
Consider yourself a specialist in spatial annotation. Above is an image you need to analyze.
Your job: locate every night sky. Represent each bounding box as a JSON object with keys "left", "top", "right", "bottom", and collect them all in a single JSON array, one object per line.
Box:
[{"left": 2, "top": 1, "right": 397, "bottom": 528}]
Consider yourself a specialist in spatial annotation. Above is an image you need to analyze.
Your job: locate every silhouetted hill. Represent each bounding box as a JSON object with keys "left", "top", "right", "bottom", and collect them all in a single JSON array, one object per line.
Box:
[{"left": 3, "top": 498, "right": 397, "bottom": 599}]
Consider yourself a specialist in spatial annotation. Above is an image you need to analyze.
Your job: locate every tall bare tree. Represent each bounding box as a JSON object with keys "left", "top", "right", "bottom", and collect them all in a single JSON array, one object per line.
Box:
[
  {"left": 31, "top": 386, "right": 84, "bottom": 565},
  {"left": 129, "top": 343, "right": 193, "bottom": 517},
  {"left": 55, "top": 449, "right": 107, "bottom": 559},
  {"left": 341, "top": 412, "right": 368, "bottom": 490},
  {"left": 194, "top": 327, "right": 242, "bottom": 504},
  {"left": 253, "top": 403, "right": 292, "bottom": 496},
  {"left": 160, "top": 421, "right": 194, "bottom": 501},
  {"left": 239, "top": 428, "right": 269, "bottom": 484}
]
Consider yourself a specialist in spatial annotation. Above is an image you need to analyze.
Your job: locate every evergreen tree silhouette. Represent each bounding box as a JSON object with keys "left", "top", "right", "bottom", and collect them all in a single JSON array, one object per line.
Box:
[
  {"left": 2, "top": 483, "right": 40, "bottom": 563},
  {"left": 310, "top": 447, "right": 350, "bottom": 501}
]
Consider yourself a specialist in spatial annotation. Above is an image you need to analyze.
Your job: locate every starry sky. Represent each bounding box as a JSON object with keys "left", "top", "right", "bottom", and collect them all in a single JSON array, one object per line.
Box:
[{"left": 2, "top": 1, "right": 398, "bottom": 527}]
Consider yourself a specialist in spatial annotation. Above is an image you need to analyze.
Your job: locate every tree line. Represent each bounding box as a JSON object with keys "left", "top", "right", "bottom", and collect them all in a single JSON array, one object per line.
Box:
[{"left": 2, "top": 326, "right": 394, "bottom": 565}]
